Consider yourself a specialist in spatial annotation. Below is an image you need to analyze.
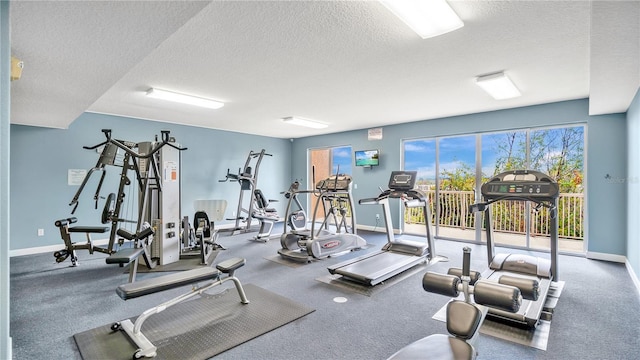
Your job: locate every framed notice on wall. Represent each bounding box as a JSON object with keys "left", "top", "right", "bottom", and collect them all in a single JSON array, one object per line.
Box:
[
  {"left": 68, "top": 169, "right": 87, "bottom": 185},
  {"left": 368, "top": 128, "right": 383, "bottom": 140},
  {"left": 164, "top": 161, "right": 178, "bottom": 182}
]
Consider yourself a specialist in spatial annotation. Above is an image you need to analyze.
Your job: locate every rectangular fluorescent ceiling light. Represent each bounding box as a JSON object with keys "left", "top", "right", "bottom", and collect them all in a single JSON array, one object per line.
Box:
[
  {"left": 380, "top": 0, "right": 463, "bottom": 39},
  {"left": 282, "top": 117, "right": 328, "bottom": 129},
  {"left": 476, "top": 72, "right": 522, "bottom": 100},
  {"left": 146, "top": 88, "right": 224, "bottom": 109}
]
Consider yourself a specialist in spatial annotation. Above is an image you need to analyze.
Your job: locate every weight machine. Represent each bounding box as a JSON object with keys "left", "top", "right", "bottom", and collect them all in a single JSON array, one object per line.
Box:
[
  {"left": 180, "top": 200, "right": 228, "bottom": 265},
  {"left": 388, "top": 247, "right": 523, "bottom": 360},
  {"left": 54, "top": 129, "right": 186, "bottom": 280},
  {"left": 219, "top": 149, "right": 279, "bottom": 239}
]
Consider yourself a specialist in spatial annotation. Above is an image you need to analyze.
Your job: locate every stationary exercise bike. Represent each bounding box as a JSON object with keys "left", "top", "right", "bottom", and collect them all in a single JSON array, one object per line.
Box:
[
  {"left": 279, "top": 180, "right": 316, "bottom": 253},
  {"left": 284, "top": 181, "right": 308, "bottom": 232}
]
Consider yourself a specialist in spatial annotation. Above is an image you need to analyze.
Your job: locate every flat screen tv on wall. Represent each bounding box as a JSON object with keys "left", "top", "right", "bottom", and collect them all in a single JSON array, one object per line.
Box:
[{"left": 355, "top": 149, "right": 380, "bottom": 167}]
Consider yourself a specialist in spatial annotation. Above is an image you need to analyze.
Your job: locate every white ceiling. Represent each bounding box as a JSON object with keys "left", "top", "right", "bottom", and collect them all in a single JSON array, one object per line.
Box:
[{"left": 9, "top": 1, "right": 640, "bottom": 139}]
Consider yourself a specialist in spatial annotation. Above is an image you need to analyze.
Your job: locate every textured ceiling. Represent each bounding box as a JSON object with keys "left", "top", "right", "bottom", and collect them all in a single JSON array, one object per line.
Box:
[{"left": 9, "top": 1, "right": 640, "bottom": 139}]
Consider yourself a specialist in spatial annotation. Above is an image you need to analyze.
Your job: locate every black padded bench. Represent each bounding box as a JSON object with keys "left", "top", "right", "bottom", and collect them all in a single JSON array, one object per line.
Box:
[
  {"left": 111, "top": 257, "right": 250, "bottom": 358},
  {"left": 116, "top": 257, "right": 246, "bottom": 300},
  {"left": 55, "top": 217, "right": 110, "bottom": 236},
  {"left": 106, "top": 248, "right": 145, "bottom": 266},
  {"left": 67, "top": 226, "right": 110, "bottom": 233},
  {"left": 105, "top": 227, "right": 156, "bottom": 283}
]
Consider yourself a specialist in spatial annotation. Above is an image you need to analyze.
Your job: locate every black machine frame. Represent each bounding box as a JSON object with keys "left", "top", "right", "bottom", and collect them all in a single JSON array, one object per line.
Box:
[
  {"left": 54, "top": 129, "right": 186, "bottom": 280},
  {"left": 219, "top": 149, "right": 278, "bottom": 240}
]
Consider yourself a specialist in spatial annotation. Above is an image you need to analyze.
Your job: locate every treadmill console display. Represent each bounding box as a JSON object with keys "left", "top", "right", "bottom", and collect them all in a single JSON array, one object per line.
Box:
[
  {"left": 481, "top": 170, "right": 559, "bottom": 201},
  {"left": 316, "top": 175, "right": 352, "bottom": 191},
  {"left": 388, "top": 171, "right": 417, "bottom": 190}
]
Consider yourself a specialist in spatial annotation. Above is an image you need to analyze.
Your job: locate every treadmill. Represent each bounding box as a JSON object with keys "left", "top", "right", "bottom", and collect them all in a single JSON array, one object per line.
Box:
[
  {"left": 470, "top": 169, "right": 560, "bottom": 328},
  {"left": 327, "top": 171, "right": 436, "bottom": 286}
]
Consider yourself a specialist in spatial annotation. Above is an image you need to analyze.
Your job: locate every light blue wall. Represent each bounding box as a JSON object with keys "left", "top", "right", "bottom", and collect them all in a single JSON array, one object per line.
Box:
[
  {"left": 587, "top": 112, "right": 628, "bottom": 255},
  {"left": 1, "top": 1, "right": 11, "bottom": 358},
  {"left": 10, "top": 113, "right": 291, "bottom": 251},
  {"left": 627, "top": 88, "right": 640, "bottom": 278},
  {"left": 292, "top": 99, "right": 628, "bottom": 256}
]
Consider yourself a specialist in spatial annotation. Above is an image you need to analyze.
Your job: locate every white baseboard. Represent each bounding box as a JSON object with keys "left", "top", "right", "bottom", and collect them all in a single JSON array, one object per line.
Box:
[
  {"left": 10, "top": 238, "right": 111, "bottom": 257},
  {"left": 3, "top": 336, "right": 11, "bottom": 360},
  {"left": 626, "top": 259, "right": 640, "bottom": 298},
  {"left": 9, "top": 220, "right": 261, "bottom": 258},
  {"left": 357, "top": 224, "right": 401, "bottom": 234},
  {"left": 585, "top": 251, "right": 627, "bottom": 263}
]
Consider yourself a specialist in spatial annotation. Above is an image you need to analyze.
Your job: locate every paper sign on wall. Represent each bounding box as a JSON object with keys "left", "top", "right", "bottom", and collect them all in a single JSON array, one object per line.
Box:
[
  {"left": 368, "top": 128, "right": 383, "bottom": 140},
  {"left": 68, "top": 169, "right": 87, "bottom": 186},
  {"left": 164, "top": 161, "right": 178, "bottom": 182}
]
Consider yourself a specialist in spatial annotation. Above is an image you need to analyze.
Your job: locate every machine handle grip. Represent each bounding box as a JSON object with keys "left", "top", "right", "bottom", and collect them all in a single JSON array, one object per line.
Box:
[
  {"left": 82, "top": 129, "right": 111, "bottom": 150},
  {"left": 462, "top": 246, "right": 471, "bottom": 277},
  {"left": 55, "top": 217, "right": 78, "bottom": 227}
]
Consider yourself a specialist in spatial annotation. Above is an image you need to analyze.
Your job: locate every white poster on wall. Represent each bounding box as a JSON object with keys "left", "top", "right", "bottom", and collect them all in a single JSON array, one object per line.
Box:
[
  {"left": 164, "top": 161, "right": 178, "bottom": 182},
  {"left": 368, "top": 128, "right": 383, "bottom": 140},
  {"left": 68, "top": 169, "right": 87, "bottom": 186}
]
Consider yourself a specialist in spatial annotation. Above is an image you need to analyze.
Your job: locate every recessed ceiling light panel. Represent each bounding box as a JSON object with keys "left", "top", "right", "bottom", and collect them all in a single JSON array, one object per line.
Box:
[
  {"left": 475, "top": 72, "right": 522, "bottom": 100},
  {"left": 282, "top": 116, "right": 328, "bottom": 129},
  {"left": 380, "top": 0, "right": 464, "bottom": 39},
  {"left": 146, "top": 88, "right": 224, "bottom": 109}
]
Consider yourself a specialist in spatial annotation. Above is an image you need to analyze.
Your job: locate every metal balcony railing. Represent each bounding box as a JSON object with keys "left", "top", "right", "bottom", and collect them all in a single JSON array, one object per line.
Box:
[{"left": 405, "top": 190, "right": 584, "bottom": 240}]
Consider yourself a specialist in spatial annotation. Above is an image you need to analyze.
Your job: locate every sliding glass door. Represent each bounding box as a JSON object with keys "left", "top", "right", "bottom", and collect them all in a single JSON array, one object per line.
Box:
[
  {"left": 402, "top": 125, "right": 585, "bottom": 254},
  {"left": 481, "top": 131, "right": 528, "bottom": 247},
  {"left": 308, "top": 146, "right": 352, "bottom": 225},
  {"left": 437, "top": 135, "right": 477, "bottom": 241},
  {"left": 528, "top": 127, "right": 584, "bottom": 252},
  {"left": 403, "top": 139, "right": 436, "bottom": 236}
]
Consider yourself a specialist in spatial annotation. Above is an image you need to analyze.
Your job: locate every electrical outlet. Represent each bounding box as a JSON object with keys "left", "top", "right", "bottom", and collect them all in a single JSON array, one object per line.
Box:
[
  {"left": 375, "top": 214, "right": 380, "bottom": 220},
  {"left": 37, "top": 229, "right": 44, "bottom": 236}
]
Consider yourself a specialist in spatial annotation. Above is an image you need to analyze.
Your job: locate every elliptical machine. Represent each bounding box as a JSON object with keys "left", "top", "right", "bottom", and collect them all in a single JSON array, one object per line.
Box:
[{"left": 278, "top": 173, "right": 367, "bottom": 262}]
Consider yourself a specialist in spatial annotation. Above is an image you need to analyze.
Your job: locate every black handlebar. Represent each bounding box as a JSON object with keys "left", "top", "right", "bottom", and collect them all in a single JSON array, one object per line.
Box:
[
  {"left": 250, "top": 150, "right": 272, "bottom": 158},
  {"left": 82, "top": 129, "right": 187, "bottom": 159},
  {"left": 462, "top": 246, "right": 471, "bottom": 277},
  {"left": 69, "top": 129, "right": 186, "bottom": 213}
]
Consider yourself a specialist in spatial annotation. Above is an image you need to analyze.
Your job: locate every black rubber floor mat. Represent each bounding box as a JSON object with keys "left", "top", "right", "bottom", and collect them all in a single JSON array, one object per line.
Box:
[{"left": 74, "top": 284, "right": 314, "bottom": 359}]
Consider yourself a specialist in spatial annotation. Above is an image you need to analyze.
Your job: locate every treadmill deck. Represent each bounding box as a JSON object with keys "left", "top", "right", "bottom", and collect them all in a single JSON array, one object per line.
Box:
[{"left": 328, "top": 251, "right": 427, "bottom": 286}]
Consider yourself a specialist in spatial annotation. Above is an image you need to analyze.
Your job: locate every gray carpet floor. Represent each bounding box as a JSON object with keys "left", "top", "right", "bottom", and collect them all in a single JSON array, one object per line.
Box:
[{"left": 9, "top": 225, "right": 640, "bottom": 359}]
